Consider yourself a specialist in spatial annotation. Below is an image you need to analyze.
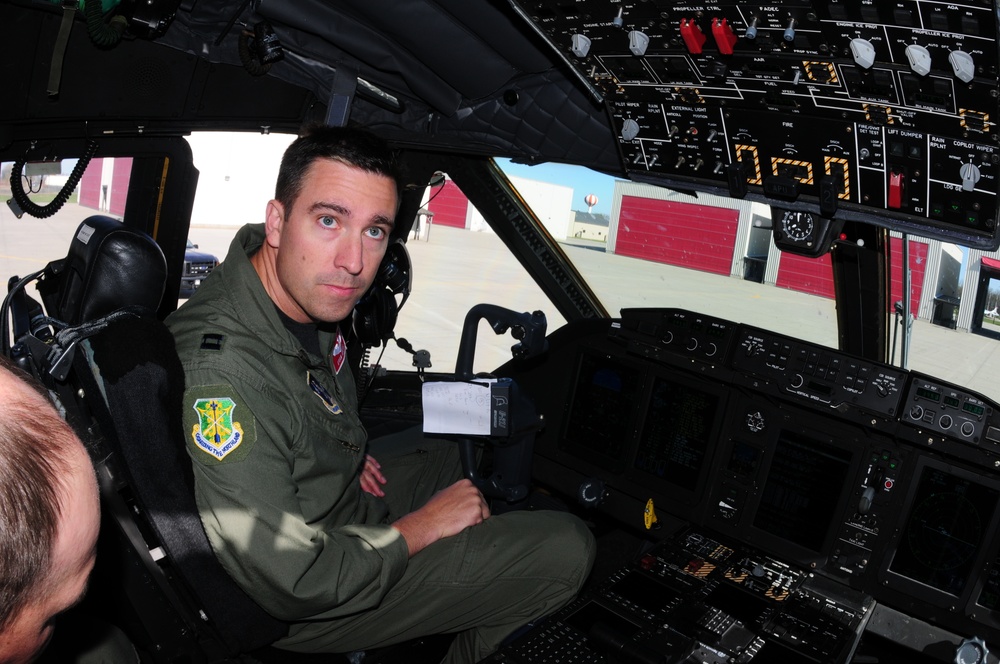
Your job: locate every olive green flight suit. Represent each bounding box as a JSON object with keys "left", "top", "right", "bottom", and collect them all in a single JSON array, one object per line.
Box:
[{"left": 167, "top": 224, "right": 594, "bottom": 663}]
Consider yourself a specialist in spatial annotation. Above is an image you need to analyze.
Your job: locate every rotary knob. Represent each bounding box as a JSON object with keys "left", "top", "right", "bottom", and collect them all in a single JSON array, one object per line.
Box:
[
  {"left": 960, "top": 162, "right": 981, "bottom": 192},
  {"left": 955, "top": 636, "right": 988, "bottom": 664},
  {"left": 850, "top": 38, "right": 876, "bottom": 69},
  {"left": 621, "top": 118, "right": 640, "bottom": 141},
  {"left": 628, "top": 30, "right": 649, "bottom": 56},
  {"left": 905, "top": 44, "right": 932, "bottom": 76},
  {"left": 577, "top": 478, "right": 607, "bottom": 507},
  {"left": 571, "top": 33, "right": 592, "bottom": 58},
  {"left": 949, "top": 50, "right": 975, "bottom": 83},
  {"left": 746, "top": 411, "right": 766, "bottom": 433}
]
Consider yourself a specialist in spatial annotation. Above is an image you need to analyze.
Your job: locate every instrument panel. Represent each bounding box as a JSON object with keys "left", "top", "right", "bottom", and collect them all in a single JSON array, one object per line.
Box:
[
  {"left": 511, "top": 0, "right": 1000, "bottom": 249},
  {"left": 496, "top": 307, "right": 1000, "bottom": 662}
]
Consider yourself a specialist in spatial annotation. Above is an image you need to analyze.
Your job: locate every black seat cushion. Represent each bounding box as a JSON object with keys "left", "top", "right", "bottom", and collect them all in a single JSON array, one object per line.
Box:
[{"left": 86, "top": 313, "right": 288, "bottom": 653}]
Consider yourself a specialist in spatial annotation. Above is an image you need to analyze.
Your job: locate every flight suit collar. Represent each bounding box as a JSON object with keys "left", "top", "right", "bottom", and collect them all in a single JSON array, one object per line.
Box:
[
  {"left": 222, "top": 223, "right": 334, "bottom": 365},
  {"left": 221, "top": 224, "right": 357, "bottom": 419}
]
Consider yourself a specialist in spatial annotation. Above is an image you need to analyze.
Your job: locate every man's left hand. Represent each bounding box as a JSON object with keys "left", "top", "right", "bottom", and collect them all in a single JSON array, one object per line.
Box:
[{"left": 360, "top": 454, "right": 387, "bottom": 497}]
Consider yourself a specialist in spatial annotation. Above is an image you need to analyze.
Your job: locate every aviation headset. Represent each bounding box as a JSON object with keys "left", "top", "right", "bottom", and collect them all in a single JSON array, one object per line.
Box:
[{"left": 352, "top": 238, "right": 411, "bottom": 346}]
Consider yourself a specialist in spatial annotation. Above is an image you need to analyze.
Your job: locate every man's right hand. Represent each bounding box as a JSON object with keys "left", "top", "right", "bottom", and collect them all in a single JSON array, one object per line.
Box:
[{"left": 390, "top": 479, "right": 490, "bottom": 557}]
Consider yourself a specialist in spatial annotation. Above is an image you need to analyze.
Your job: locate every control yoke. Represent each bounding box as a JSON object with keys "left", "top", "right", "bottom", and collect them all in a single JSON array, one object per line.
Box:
[
  {"left": 455, "top": 304, "right": 547, "bottom": 374},
  {"left": 454, "top": 304, "right": 547, "bottom": 507}
]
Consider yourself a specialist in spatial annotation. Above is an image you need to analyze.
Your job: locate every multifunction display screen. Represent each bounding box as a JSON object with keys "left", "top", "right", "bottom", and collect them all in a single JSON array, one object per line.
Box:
[
  {"left": 891, "top": 466, "right": 999, "bottom": 597},
  {"left": 753, "top": 432, "right": 853, "bottom": 553},
  {"left": 634, "top": 375, "right": 719, "bottom": 492},
  {"left": 562, "top": 352, "right": 643, "bottom": 472}
]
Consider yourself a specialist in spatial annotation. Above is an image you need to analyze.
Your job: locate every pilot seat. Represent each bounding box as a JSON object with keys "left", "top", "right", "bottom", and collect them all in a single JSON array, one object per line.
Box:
[{"left": 3, "top": 215, "right": 447, "bottom": 663}]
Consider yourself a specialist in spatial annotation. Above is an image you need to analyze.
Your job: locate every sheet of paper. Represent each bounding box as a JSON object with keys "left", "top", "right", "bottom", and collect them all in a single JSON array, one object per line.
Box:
[{"left": 422, "top": 380, "right": 495, "bottom": 435}]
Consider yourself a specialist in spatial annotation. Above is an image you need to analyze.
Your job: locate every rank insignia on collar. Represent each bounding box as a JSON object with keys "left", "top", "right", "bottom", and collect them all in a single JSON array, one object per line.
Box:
[
  {"left": 192, "top": 397, "right": 245, "bottom": 460},
  {"left": 308, "top": 371, "right": 342, "bottom": 415}
]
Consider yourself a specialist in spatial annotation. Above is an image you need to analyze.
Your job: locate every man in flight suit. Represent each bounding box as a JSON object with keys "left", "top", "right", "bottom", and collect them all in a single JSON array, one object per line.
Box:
[{"left": 167, "top": 126, "right": 595, "bottom": 663}]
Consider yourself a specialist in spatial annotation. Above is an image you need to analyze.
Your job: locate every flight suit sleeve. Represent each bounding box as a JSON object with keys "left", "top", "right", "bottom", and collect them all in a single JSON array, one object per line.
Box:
[{"left": 182, "top": 376, "right": 411, "bottom": 622}]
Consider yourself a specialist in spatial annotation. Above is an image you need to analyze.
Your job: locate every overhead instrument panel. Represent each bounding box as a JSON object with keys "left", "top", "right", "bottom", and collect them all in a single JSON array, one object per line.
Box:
[{"left": 510, "top": 0, "right": 1000, "bottom": 249}]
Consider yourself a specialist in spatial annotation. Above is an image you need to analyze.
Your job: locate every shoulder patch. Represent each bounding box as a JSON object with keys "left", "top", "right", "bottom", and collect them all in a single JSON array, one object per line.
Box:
[{"left": 184, "top": 385, "right": 256, "bottom": 463}]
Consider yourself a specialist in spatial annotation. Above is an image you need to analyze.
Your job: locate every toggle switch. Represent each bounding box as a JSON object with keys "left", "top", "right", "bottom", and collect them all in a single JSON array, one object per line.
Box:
[
  {"left": 783, "top": 18, "right": 796, "bottom": 42},
  {"left": 859, "top": 486, "right": 876, "bottom": 514}
]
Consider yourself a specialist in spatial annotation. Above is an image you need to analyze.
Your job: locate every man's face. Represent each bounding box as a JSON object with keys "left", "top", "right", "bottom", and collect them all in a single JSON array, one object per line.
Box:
[
  {"left": 260, "top": 158, "right": 398, "bottom": 324},
  {"left": 0, "top": 435, "right": 99, "bottom": 664}
]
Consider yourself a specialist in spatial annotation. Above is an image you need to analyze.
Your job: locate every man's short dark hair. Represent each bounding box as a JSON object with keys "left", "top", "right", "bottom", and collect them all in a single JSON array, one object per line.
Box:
[
  {"left": 0, "top": 360, "right": 74, "bottom": 631},
  {"left": 275, "top": 125, "right": 403, "bottom": 217}
]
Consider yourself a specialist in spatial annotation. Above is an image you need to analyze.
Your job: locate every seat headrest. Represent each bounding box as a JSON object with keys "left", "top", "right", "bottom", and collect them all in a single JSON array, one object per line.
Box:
[{"left": 37, "top": 216, "right": 167, "bottom": 325}]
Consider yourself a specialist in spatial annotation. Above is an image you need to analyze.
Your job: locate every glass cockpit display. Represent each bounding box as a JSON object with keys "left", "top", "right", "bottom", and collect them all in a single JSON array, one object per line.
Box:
[
  {"left": 752, "top": 431, "right": 854, "bottom": 553},
  {"left": 562, "top": 352, "right": 643, "bottom": 472},
  {"left": 531, "top": 308, "right": 1000, "bottom": 655},
  {"left": 633, "top": 375, "right": 719, "bottom": 492},
  {"left": 890, "top": 465, "right": 1000, "bottom": 598}
]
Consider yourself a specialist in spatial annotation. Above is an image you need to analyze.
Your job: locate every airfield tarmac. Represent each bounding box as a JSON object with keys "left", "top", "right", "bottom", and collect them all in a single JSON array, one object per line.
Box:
[{"left": 1, "top": 201, "right": 998, "bottom": 401}]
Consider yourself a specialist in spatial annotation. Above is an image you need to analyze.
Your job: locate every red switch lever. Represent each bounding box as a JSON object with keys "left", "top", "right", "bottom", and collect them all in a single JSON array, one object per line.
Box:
[
  {"left": 680, "top": 19, "right": 707, "bottom": 54},
  {"left": 888, "top": 170, "right": 904, "bottom": 209},
  {"left": 712, "top": 17, "right": 738, "bottom": 55}
]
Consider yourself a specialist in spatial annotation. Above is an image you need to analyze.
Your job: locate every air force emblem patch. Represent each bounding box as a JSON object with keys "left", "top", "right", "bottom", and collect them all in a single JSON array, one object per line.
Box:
[
  {"left": 308, "top": 371, "right": 342, "bottom": 415},
  {"left": 192, "top": 397, "right": 245, "bottom": 460}
]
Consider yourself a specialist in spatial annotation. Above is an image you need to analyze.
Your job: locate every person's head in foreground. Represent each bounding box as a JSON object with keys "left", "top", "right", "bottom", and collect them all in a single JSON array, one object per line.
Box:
[{"left": 0, "top": 360, "right": 100, "bottom": 664}]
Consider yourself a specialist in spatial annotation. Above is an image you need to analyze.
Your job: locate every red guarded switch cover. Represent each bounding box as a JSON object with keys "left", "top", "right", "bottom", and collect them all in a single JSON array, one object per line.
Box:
[
  {"left": 888, "top": 170, "right": 904, "bottom": 209},
  {"left": 712, "top": 17, "right": 738, "bottom": 54},
  {"left": 680, "top": 19, "right": 707, "bottom": 54}
]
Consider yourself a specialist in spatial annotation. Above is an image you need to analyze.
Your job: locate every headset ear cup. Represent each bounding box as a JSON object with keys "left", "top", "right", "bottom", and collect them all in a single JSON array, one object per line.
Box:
[
  {"left": 353, "top": 286, "right": 398, "bottom": 345},
  {"left": 352, "top": 239, "right": 410, "bottom": 345}
]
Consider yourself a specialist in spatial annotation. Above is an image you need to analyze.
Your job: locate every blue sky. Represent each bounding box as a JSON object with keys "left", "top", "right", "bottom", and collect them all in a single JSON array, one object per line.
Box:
[{"left": 495, "top": 158, "right": 618, "bottom": 216}]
